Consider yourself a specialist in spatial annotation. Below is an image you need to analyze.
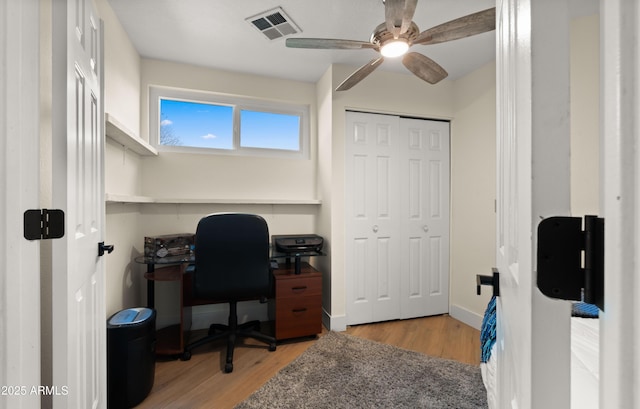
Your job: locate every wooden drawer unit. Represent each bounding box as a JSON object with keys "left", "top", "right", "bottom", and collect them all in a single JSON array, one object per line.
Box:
[{"left": 273, "top": 262, "right": 322, "bottom": 340}]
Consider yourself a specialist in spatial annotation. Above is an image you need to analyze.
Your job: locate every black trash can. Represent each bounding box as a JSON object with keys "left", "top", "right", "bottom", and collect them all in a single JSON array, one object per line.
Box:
[{"left": 107, "top": 307, "right": 156, "bottom": 409}]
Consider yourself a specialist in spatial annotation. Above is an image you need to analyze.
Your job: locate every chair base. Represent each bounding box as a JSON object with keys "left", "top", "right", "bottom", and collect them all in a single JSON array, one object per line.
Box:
[{"left": 181, "top": 301, "right": 276, "bottom": 373}]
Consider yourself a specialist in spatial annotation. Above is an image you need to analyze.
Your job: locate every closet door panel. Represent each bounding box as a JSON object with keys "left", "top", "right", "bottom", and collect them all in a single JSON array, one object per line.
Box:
[
  {"left": 345, "top": 112, "right": 401, "bottom": 325},
  {"left": 400, "top": 118, "right": 450, "bottom": 319},
  {"left": 346, "top": 112, "right": 449, "bottom": 325}
]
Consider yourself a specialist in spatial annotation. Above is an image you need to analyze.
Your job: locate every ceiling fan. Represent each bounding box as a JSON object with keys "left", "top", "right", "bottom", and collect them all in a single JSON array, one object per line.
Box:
[{"left": 285, "top": 0, "right": 496, "bottom": 91}]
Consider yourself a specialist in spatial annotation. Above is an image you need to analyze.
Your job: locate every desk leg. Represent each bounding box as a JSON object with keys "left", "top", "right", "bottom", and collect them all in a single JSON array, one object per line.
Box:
[
  {"left": 147, "top": 264, "right": 155, "bottom": 308},
  {"left": 285, "top": 256, "right": 303, "bottom": 275},
  {"left": 295, "top": 255, "right": 301, "bottom": 275}
]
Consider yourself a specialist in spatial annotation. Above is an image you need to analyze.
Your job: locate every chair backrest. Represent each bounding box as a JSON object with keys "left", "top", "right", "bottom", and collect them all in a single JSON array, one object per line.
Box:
[{"left": 193, "top": 213, "right": 271, "bottom": 301}]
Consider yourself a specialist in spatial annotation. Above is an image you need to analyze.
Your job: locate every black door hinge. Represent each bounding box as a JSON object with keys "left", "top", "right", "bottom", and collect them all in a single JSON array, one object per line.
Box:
[
  {"left": 23, "top": 209, "right": 65, "bottom": 240},
  {"left": 537, "top": 215, "right": 604, "bottom": 311}
]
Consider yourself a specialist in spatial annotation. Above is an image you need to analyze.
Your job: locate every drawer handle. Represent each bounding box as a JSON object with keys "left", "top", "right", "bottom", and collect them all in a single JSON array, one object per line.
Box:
[
  {"left": 292, "top": 308, "right": 307, "bottom": 313},
  {"left": 291, "top": 286, "right": 308, "bottom": 292}
]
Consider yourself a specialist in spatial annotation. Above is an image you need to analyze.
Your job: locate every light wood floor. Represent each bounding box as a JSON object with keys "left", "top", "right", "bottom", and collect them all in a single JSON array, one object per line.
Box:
[{"left": 134, "top": 314, "right": 480, "bottom": 409}]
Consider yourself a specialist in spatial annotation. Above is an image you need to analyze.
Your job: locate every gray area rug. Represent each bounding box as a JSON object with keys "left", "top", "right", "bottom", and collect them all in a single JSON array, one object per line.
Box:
[{"left": 235, "top": 331, "right": 488, "bottom": 409}]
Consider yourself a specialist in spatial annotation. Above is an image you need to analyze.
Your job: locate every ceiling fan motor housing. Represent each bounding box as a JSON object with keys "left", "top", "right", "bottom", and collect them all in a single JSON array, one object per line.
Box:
[{"left": 370, "top": 21, "right": 420, "bottom": 48}]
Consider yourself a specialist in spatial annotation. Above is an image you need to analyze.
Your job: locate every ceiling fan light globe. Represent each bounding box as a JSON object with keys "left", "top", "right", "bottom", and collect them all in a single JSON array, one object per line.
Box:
[{"left": 380, "top": 39, "right": 409, "bottom": 58}]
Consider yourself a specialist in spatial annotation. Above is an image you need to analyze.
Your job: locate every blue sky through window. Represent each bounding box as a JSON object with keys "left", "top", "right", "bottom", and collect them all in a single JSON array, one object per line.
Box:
[
  {"left": 240, "top": 110, "right": 300, "bottom": 151},
  {"left": 160, "top": 99, "right": 301, "bottom": 151},
  {"left": 160, "top": 99, "right": 233, "bottom": 149}
]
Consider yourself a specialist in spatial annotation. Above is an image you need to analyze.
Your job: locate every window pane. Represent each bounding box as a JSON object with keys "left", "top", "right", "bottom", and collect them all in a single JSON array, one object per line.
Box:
[
  {"left": 240, "top": 110, "right": 300, "bottom": 151},
  {"left": 159, "top": 99, "right": 233, "bottom": 149}
]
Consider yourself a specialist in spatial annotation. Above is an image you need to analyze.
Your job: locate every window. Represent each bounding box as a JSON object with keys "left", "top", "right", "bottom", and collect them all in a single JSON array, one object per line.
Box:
[
  {"left": 150, "top": 87, "right": 309, "bottom": 158},
  {"left": 240, "top": 110, "right": 300, "bottom": 151},
  {"left": 160, "top": 99, "right": 234, "bottom": 149}
]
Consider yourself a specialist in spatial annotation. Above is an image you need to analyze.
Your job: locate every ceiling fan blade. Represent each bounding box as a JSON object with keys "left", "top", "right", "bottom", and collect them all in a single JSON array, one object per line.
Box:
[
  {"left": 385, "top": 0, "right": 418, "bottom": 38},
  {"left": 402, "top": 52, "right": 448, "bottom": 84},
  {"left": 413, "top": 7, "right": 496, "bottom": 45},
  {"left": 286, "top": 38, "right": 376, "bottom": 50},
  {"left": 336, "top": 57, "right": 385, "bottom": 91}
]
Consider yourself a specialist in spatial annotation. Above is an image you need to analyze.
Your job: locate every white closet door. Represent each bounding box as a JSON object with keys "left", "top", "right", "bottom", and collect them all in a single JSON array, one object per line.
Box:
[
  {"left": 345, "top": 111, "right": 450, "bottom": 326},
  {"left": 345, "top": 111, "right": 402, "bottom": 326},
  {"left": 399, "top": 118, "right": 450, "bottom": 319}
]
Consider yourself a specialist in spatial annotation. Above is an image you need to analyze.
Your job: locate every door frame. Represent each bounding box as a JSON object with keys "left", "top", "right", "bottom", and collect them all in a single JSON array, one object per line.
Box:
[
  {"left": 0, "top": 1, "right": 42, "bottom": 408},
  {"left": 600, "top": 1, "right": 640, "bottom": 407}
]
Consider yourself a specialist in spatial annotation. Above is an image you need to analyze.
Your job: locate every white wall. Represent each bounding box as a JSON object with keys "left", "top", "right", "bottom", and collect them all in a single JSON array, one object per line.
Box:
[
  {"left": 450, "top": 61, "right": 497, "bottom": 327},
  {"left": 570, "top": 14, "right": 600, "bottom": 217},
  {"left": 96, "top": 0, "right": 141, "bottom": 136},
  {"left": 96, "top": 0, "right": 146, "bottom": 318},
  {"left": 315, "top": 67, "right": 335, "bottom": 321}
]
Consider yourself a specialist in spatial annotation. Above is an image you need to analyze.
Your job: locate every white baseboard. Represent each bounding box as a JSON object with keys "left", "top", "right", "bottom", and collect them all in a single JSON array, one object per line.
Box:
[
  {"left": 324, "top": 309, "right": 347, "bottom": 332},
  {"left": 322, "top": 307, "right": 482, "bottom": 333},
  {"left": 449, "top": 304, "right": 484, "bottom": 330}
]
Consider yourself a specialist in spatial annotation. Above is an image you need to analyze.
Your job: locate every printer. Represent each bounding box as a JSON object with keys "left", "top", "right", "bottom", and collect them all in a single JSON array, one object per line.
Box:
[
  {"left": 272, "top": 234, "right": 324, "bottom": 274},
  {"left": 272, "top": 234, "right": 324, "bottom": 254}
]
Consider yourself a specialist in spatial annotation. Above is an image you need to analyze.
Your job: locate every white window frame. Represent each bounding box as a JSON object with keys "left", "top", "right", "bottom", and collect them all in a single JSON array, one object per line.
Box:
[{"left": 149, "top": 86, "right": 310, "bottom": 159}]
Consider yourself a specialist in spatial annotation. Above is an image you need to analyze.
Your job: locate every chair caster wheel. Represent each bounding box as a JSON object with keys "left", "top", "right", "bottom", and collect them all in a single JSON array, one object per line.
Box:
[
  {"left": 269, "top": 343, "right": 277, "bottom": 352},
  {"left": 224, "top": 363, "right": 233, "bottom": 373},
  {"left": 181, "top": 351, "right": 192, "bottom": 361}
]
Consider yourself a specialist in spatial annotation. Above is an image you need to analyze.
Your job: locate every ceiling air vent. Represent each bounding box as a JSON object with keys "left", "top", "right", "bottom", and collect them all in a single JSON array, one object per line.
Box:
[{"left": 246, "top": 7, "right": 301, "bottom": 41}]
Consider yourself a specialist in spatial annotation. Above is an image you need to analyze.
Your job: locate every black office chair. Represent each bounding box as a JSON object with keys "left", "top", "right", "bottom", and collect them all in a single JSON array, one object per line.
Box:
[{"left": 181, "top": 213, "right": 276, "bottom": 373}]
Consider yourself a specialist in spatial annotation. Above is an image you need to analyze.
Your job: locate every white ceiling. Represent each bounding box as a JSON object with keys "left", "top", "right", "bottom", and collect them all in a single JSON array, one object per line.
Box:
[{"left": 107, "top": 0, "right": 599, "bottom": 86}]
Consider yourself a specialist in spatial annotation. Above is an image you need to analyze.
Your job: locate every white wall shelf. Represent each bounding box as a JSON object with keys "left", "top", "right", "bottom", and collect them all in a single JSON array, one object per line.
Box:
[
  {"left": 105, "top": 113, "right": 158, "bottom": 156},
  {"left": 105, "top": 193, "right": 321, "bottom": 205},
  {"left": 105, "top": 194, "right": 155, "bottom": 204}
]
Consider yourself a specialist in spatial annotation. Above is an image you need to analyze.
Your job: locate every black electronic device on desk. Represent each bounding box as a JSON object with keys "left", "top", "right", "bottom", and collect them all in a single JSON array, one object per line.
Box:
[{"left": 272, "top": 234, "right": 324, "bottom": 274}]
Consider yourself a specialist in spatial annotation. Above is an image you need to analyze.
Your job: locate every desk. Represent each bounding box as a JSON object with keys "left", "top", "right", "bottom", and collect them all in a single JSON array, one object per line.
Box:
[
  {"left": 136, "top": 256, "right": 323, "bottom": 356},
  {"left": 137, "top": 254, "right": 194, "bottom": 309},
  {"left": 136, "top": 255, "right": 192, "bottom": 356}
]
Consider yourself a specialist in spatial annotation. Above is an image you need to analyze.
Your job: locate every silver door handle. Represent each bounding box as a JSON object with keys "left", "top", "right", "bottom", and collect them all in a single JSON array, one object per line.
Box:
[
  {"left": 372, "top": 225, "right": 379, "bottom": 233},
  {"left": 423, "top": 225, "right": 429, "bottom": 232}
]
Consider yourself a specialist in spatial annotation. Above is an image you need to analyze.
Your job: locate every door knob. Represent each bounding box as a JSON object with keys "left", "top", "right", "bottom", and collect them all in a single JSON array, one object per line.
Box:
[
  {"left": 372, "top": 225, "right": 379, "bottom": 233},
  {"left": 476, "top": 268, "right": 500, "bottom": 297},
  {"left": 98, "top": 242, "right": 114, "bottom": 256},
  {"left": 423, "top": 225, "right": 429, "bottom": 232}
]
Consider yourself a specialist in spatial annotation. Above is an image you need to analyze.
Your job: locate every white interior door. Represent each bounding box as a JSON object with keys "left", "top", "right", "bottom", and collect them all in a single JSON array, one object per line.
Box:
[
  {"left": 399, "top": 118, "right": 450, "bottom": 319},
  {"left": 51, "top": 0, "right": 106, "bottom": 408},
  {"left": 495, "top": 1, "right": 572, "bottom": 408},
  {"left": 345, "top": 111, "right": 450, "bottom": 326},
  {"left": 345, "top": 111, "right": 402, "bottom": 325}
]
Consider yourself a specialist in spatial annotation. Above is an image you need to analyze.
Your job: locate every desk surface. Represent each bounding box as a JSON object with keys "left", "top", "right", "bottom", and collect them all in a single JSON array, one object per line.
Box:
[
  {"left": 136, "top": 249, "right": 324, "bottom": 266},
  {"left": 136, "top": 254, "right": 194, "bottom": 265}
]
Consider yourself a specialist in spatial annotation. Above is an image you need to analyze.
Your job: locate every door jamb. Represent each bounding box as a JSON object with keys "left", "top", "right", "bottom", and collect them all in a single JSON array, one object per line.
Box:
[{"left": 0, "top": 1, "right": 42, "bottom": 405}]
